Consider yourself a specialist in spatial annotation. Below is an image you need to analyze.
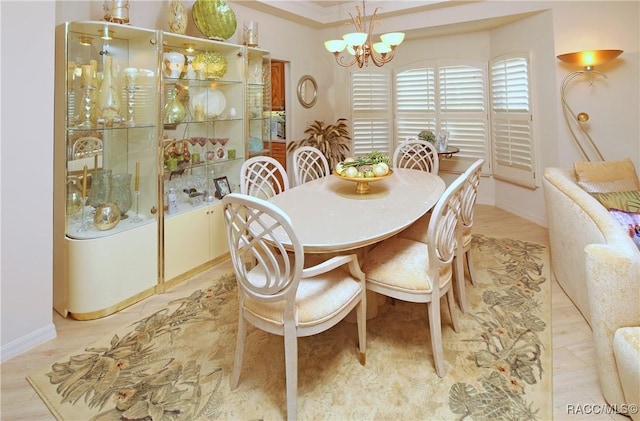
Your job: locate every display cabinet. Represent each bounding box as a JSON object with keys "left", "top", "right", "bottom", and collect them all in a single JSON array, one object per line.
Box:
[
  {"left": 246, "top": 47, "right": 272, "bottom": 158},
  {"left": 54, "top": 21, "right": 160, "bottom": 319},
  {"left": 54, "top": 22, "right": 271, "bottom": 319},
  {"left": 159, "top": 32, "right": 245, "bottom": 285}
]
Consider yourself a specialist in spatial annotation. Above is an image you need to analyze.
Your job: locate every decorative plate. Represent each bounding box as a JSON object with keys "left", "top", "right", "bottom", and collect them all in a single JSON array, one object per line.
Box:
[
  {"left": 214, "top": 146, "right": 226, "bottom": 160},
  {"left": 191, "top": 88, "right": 226, "bottom": 118},
  {"left": 192, "top": 0, "right": 237, "bottom": 41}
]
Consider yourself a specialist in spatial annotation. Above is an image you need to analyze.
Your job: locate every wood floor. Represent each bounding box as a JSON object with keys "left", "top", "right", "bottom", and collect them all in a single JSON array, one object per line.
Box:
[{"left": 0, "top": 205, "right": 628, "bottom": 420}]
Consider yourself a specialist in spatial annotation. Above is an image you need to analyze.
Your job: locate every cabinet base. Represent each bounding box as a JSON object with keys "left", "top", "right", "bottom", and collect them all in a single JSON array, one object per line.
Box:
[
  {"left": 163, "top": 253, "right": 231, "bottom": 292},
  {"left": 66, "top": 286, "right": 156, "bottom": 320}
]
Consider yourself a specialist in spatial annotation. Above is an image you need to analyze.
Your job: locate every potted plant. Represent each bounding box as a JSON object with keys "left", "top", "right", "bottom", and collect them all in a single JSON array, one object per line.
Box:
[{"left": 287, "top": 118, "right": 351, "bottom": 171}]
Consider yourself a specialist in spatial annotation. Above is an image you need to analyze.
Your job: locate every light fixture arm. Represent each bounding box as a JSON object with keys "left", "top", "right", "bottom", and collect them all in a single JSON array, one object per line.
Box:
[{"left": 560, "top": 69, "right": 607, "bottom": 161}]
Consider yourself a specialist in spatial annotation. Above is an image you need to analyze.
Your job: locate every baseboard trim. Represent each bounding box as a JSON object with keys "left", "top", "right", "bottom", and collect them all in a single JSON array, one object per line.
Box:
[{"left": 1, "top": 323, "right": 57, "bottom": 363}]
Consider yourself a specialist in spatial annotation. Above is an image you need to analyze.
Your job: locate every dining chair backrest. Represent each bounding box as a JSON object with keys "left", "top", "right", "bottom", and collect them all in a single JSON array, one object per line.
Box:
[
  {"left": 292, "top": 146, "right": 330, "bottom": 186},
  {"left": 426, "top": 171, "right": 466, "bottom": 277},
  {"left": 240, "top": 155, "right": 289, "bottom": 200},
  {"left": 392, "top": 139, "right": 439, "bottom": 174},
  {"left": 222, "top": 193, "right": 303, "bottom": 304},
  {"left": 460, "top": 158, "right": 485, "bottom": 230}
]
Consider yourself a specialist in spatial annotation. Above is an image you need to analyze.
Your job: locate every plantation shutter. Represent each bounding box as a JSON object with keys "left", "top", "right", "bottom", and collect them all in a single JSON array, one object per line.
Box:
[
  {"left": 393, "top": 60, "right": 489, "bottom": 174},
  {"left": 438, "top": 61, "right": 489, "bottom": 162},
  {"left": 490, "top": 54, "right": 536, "bottom": 188},
  {"left": 395, "top": 67, "right": 436, "bottom": 144},
  {"left": 351, "top": 69, "right": 392, "bottom": 157}
]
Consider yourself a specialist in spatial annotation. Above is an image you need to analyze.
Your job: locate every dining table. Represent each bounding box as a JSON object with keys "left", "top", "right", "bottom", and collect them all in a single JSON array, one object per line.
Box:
[
  {"left": 268, "top": 168, "right": 446, "bottom": 253},
  {"left": 266, "top": 167, "right": 445, "bottom": 318}
]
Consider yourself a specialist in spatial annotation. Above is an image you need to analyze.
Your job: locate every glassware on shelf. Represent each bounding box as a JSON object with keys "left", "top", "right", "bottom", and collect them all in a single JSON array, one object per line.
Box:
[
  {"left": 164, "top": 86, "right": 186, "bottom": 124},
  {"left": 109, "top": 173, "right": 132, "bottom": 218},
  {"left": 88, "top": 169, "right": 112, "bottom": 208},
  {"left": 78, "top": 64, "right": 96, "bottom": 128},
  {"left": 77, "top": 165, "right": 91, "bottom": 232},
  {"left": 124, "top": 67, "right": 138, "bottom": 126},
  {"left": 66, "top": 177, "right": 84, "bottom": 217},
  {"left": 98, "top": 55, "right": 123, "bottom": 126}
]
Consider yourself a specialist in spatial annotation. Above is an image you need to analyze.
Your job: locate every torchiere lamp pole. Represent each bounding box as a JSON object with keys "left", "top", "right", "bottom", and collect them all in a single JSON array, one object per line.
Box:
[{"left": 557, "top": 49, "right": 623, "bottom": 161}]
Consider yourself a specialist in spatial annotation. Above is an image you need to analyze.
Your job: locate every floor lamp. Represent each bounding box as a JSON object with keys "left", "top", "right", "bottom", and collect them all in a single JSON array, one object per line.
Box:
[{"left": 557, "top": 49, "right": 623, "bottom": 162}]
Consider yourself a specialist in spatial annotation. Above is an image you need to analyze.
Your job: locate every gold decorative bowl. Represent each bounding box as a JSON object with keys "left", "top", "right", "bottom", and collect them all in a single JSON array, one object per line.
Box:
[{"left": 333, "top": 169, "right": 393, "bottom": 194}]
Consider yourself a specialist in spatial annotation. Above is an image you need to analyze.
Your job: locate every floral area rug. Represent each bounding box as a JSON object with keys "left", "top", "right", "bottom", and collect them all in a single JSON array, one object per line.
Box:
[{"left": 27, "top": 235, "right": 551, "bottom": 420}]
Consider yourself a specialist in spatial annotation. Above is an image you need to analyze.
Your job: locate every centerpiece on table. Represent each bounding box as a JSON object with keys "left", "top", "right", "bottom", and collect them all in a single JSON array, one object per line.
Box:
[{"left": 334, "top": 151, "right": 392, "bottom": 194}]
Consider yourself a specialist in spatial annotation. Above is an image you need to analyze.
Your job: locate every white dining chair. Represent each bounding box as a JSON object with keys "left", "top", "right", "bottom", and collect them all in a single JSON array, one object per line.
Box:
[
  {"left": 398, "top": 159, "right": 485, "bottom": 314},
  {"left": 240, "top": 155, "right": 289, "bottom": 199},
  {"left": 292, "top": 146, "right": 330, "bottom": 186},
  {"left": 456, "top": 158, "right": 485, "bottom": 287},
  {"left": 392, "top": 139, "right": 439, "bottom": 174},
  {"left": 222, "top": 193, "right": 367, "bottom": 421},
  {"left": 362, "top": 172, "right": 465, "bottom": 377}
]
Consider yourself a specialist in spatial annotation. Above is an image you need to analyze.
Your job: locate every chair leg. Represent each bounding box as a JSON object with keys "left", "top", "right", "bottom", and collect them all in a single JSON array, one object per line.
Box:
[
  {"left": 465, "top": 249, "right": 475, "bottom": 285},
  {"left": 446, "top": 288, "right": 459, "bottom": 333},
  {"left": 454, "top": 251, "right": 469, "bottom": 314},
  {"left": 427, "top": 298, "right": 446, "bottom": 377},
  {"left": 283, "top": 323, "right": 298, "bottom": 421},
  {"left": 356, "top": 295, "right": 367, "bottom": 365},
  {"left": 230, "top": 309, "right": 247, "bottom": 389}
]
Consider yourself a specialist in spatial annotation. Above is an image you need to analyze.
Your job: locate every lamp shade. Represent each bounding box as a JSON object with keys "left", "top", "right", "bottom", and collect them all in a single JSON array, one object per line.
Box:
[
  {"left": 325, "top": 39, "right": 347, "bottom": 53},
  {"left": 343, "top": 32, "right": 367, "bottom": 47},
  {"left": 373, "top": 42, "right": 391, "bottom": 54},
  {"left": 557, "top": 49, "right": 623, "bottom": 68},
  {"left": 380, "top": 32, "right": 405, "bottom": 46}
]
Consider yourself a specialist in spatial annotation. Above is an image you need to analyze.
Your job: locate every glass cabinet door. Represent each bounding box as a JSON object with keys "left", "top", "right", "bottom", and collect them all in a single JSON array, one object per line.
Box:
[
  {"left": 160, "top": 32, "right": 245, "bottom": 218},
  {"left": 246, "top": 48, "right": 272, "bottom": 158},
  {"left": 59, "top": 21, "right": 159, "bottom": 239}
]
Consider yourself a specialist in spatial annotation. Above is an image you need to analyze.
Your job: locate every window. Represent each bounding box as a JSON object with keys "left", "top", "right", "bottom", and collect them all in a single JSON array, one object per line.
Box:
[
  {"left": 350, "top": 69, "right": 392, "bottom": 157},
  {"left": 350, "top": 55, "right": 535, "bottom": 185},
  {"left": 394, "top": 60, "right": 489, "bottom": 173},
  {"left": 490, "top": 54, "right": 536, "bottom": 188}
]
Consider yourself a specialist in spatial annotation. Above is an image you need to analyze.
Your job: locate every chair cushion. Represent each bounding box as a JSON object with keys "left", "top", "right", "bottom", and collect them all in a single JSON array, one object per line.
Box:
[
  {"left": 244, "top": 266, "right": 362, "bottom": 327},
  {"left": 574, "top": 158, "right": 640, "bottom": 193},
  {"left": 362, "top": 237, "right": 452, "bottom": 293},
  {"left": 613, "top": 327, "right": 640, "bottom": 421},
  {"left": 399, "top": 214, "right": 472, "bottom": 249},
  {"left": 397, "top": 213, "right": 430, "bottom": 243}
]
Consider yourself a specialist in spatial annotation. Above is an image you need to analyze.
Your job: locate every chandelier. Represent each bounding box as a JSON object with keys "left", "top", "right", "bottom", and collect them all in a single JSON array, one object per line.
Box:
[{"left": 324, "top": 0, "right": 405, "bottom": 68}]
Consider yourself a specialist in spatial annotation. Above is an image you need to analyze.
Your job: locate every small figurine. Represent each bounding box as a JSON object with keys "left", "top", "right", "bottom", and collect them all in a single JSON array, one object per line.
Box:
[{"left": 167, "top": 188, "right": 178, "bottom": 215}]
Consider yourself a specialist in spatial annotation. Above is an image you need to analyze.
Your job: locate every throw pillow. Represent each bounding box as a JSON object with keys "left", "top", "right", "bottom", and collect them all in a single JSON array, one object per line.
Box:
[
  {"left": 574, "top": 158, "right": 640, "bottom": 193},
  {"left": 608, "top": 208, "right": 640, "bottom": 251},
  {"left": 591, "top": 190, "right": 640, "bottom": 212}
]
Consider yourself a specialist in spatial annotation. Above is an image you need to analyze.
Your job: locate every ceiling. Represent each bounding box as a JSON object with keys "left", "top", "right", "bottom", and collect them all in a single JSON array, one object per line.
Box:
[
  {"left": 236, "top": 1, "right": 463, "bottom": 28},
  {"left": 235, "top": 1, "right": 537, "bottom": 39}
]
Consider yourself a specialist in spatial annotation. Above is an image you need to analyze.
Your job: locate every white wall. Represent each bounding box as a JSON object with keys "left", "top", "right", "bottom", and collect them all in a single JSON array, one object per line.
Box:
[
  {"left": 1, "top": 1, "right": 57, "bottom": 360},
  {"left": 1, "top": 0, "right": 638, "bottom": 360}
]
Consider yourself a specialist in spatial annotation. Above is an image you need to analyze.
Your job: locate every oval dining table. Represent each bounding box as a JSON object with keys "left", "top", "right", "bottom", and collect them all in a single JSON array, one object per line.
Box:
[
  {"left": 266, "top": 168, "right": 446, "bottom": 318},
  {"left": 268, "top": 168, "right": 446, "bottom": 253}
]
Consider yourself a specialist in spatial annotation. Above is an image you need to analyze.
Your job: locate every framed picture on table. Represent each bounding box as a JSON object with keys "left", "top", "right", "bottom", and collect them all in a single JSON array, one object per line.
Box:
[{"left": 214, "top": 176, "right": 231, "bottom": 198}]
